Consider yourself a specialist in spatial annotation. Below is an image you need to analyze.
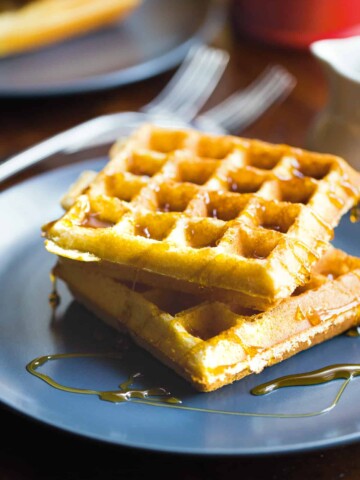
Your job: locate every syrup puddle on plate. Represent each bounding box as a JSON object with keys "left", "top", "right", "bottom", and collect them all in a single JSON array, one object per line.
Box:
[
  {"left": 26, "top": 353, "right": 181, "bottom": 405},
  {"left": 30, "top": 269, "right": 360, "bottom": 419},
  {"left": 26, "top": 351, "right": 360, "bottom": 419}
]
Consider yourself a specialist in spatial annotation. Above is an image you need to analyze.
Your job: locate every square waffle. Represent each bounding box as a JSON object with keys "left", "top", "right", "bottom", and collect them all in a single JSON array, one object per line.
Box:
[
  {"left": 0, "top": 0, "right": 141, "bottom": 57},
  {"left": 43, "top": 124, "right": 360, "bottom": 308},
  {"left": 54, "top": 247, "right": 360, "bottom": 392}
]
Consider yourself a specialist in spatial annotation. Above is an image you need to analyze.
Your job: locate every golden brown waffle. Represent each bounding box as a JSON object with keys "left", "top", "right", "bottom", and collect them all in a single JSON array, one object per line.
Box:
[
  {"left": 0, "top": 0, "right": 141, "bottom": 57},
  {"left": 43, "top": 124, "right": 360, "bottom": 308},
  {"left": 54, "top": 247, "right": 360, "bottom": 392}
]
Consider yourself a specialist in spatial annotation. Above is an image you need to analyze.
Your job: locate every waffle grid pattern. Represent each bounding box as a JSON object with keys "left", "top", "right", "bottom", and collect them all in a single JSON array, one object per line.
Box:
[{"left": 44, "top": 125, "right": 360, "bottom": 305}]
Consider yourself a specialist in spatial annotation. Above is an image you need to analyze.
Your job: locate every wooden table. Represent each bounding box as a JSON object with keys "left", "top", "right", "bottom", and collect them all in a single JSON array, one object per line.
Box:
[{"left": 2, "top": 18, "right": 360, "bottom": 480}]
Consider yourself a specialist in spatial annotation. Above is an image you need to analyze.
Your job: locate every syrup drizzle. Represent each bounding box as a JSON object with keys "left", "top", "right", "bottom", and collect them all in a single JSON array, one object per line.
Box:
[
  {"left": 251, "top": 364, "right": 360, "bottom": 396},
  {"left": 350, "top": 202, "right": 359, "bottom": 223},
  {"left": 49, "top": 270, "right": 61, "bottom": 320},
  {"left": 346, "top": 326, "right": 360, "bottom": 337},
  {"left": 26, "top": 351, "right": 360, "bottom": 418},
  {"left": 309, "top": 299, "right": 360, "bottom": 324},
  {"left": 81, "top": 213, "right": 115, "bottom": 229},
  {"left": 41, "top": 272, "right": 360, "bottom": 418},
  {"left": 26, "top": 353, "right": 181, "bottom": 405},
  {"left": 328, "top": 191, "right": 345, "bottom": 209}
]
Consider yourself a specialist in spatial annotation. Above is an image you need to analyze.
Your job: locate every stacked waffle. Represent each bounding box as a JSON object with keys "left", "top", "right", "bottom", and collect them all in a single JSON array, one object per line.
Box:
[
  {"left": 43, "top": 124, "right": 360, "bottom": 392},
  {"left": 0, "top": 0, "right": 141, "bottom": 57}
]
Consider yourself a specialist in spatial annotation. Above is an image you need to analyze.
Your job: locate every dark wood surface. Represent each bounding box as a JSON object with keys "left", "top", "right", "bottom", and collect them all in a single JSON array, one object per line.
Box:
[{"left": 2, "top": 15, "right": 360, "bottom": 480}]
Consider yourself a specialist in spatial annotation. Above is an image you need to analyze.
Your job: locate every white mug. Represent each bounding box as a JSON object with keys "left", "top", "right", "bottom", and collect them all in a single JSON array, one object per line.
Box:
[{"left": 306, "top": 36, "right": 360, "bottom": 170}]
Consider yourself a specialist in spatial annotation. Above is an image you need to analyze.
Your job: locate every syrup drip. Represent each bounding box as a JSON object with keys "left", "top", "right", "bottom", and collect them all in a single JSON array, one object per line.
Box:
[
  {"left": 136, "top": 224, "right": 152, "bottom": 239},
  {"left": 158, "top": 202, "right": 171, "bottom": 213},
  {"left": 81, "top": 213, "right": 115, "bottom": 229},
  {"left": 346, "top": 326, "right": 360, "bottom": 337},
  {"left": 295, "top": 299, "right": 360, "bottom": 326},
  {"left": 240, "top": 210, "right": 255, "bottom": 223},
  {"left": 41, "top": 219, "right": 57, "bottom": 236},
  {"left": 280, "top": 238, "right": 318, "bottom": 284},
  {"left": 209, "top": 207, "right": 218, "bottom": 219},
  {"left": 49, "top": 271, "right": 60, "bottom": 316},
  {"left": 305, "top": 308, "right": 322, "bottom": 326},
  {"left": 26, "top": 353, "right": 181, "bottom": 405},
  {"left": 295, "top": 306, "right": 306, "bottom": 321},
  {"left": 309, "top": 210, "right": 333, "bottom": 238},
  {"left": 328, "top": 191, "right": 345, "bottom": 209},
  {"left": 316, "top": 299, "right": 360, "bottom": 321},
  {"left": 251, "top": 364, "right": 360, "bottom": 396},
  {"left": 262, "top": 223, "right": 282, "bottom": 232},
  {"left": 340, "top": 178, "right": 360, "bottom": 203},
  {"left": 350, "top": 202, "right": 359, "bottom": 223}
]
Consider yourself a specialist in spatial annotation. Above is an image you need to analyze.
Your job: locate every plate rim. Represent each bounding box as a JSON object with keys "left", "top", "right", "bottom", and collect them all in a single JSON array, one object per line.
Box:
[{"left": 2, "top": 394, "right": 360, "bottom": 457}]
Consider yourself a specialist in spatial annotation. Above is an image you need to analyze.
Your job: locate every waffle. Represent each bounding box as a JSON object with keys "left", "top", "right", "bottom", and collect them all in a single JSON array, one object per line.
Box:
[
  {"left": 43, "top": 124, "right": 360, "bottom": 308},
  {"left": 53, "top": 247, "right": 360, "bottom": 392},
  {"left": 0, "top": 0, "right": 141, "bottom": 57}
]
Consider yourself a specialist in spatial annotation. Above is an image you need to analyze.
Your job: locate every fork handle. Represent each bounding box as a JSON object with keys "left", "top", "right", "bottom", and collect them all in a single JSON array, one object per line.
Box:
[
  {"left": 0, "top": 113, "right": 191, "bottom": 184},
  {"left": 0, "top": 115, "right": 121, "bottom": 184}
]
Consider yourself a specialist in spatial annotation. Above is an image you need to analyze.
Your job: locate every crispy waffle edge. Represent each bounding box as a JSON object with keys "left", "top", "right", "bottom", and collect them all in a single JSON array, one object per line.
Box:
[{"left": 53, "top": 247, "right": 360, "bottom": 392}]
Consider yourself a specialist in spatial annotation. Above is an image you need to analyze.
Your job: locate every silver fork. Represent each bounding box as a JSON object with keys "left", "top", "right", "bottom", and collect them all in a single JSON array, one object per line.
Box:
[
  {"left": 0, "top": 60, "right": 296, "bottom": 185},
  {"left": 194, "top": 65, "right": 296, "bottom": 134},
  {"left": 141, "top": 44, "right": 230, "bottom": 122},
  {"left": 65, "top": 65, "right": 296, "bottom": 153},
  {"left": 0, "top": 44, "right": 229, "bottom": 184},
  {"left": 66, "top": 64, "right": 295, "bottom": 151}
]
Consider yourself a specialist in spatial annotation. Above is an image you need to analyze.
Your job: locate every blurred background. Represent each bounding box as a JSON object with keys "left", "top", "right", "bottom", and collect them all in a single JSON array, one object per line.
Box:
[
  {"left": 0, "top": 0, "right": 359, "bottom": 166},
  {"left": 230, "top": 0, "right": 360, "bottom": 49},
  {"left": 2, "top": 1, "right": 360, "bottom": 479},
  {"left": 1, "top": 0, "right": 360, "bottom": 180}
]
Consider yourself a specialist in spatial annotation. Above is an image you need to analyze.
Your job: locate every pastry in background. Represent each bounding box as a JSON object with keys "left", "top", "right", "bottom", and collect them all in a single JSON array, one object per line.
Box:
[{"left": 0, "top": 0, "right": 142, "bottom": 57}]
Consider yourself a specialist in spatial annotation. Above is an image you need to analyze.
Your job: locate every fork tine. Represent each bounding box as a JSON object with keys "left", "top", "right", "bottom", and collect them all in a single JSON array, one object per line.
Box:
[
  {"left": 205, "top": 66, "right": 287, "bottom": 119},
  {"left": 153, "top": 49, "right": 224, "bottom": 115},
  {"left": 224, "top": 71, "right": 296, "bottom": 131},
  {"left": 196, "top": 65, "right": 296, "bottom": 133},
  {"left": 142, "top": 44, "right": 229, "bottom": 121}
]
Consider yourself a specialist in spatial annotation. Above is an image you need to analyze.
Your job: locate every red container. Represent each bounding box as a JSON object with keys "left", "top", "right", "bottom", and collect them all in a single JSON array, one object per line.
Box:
[{"left": 230, "top": 0, "right": 360, "bottom": 49}]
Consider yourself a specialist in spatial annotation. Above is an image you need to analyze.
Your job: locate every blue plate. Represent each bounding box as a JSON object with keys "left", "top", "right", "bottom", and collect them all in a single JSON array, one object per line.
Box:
[
  {"left": 0, "top": 0, "right": 223, "bottom": 97},
  {"left": 1, "top": 159, "right": 360, "bottom": 456}
]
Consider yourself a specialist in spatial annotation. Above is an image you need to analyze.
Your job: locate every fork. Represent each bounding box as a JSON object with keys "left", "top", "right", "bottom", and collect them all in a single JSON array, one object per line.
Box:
[
  {"left": 0, "top": 44, "right": 229, "bottom": 183},
  {"left": 194, "top": 65, "right": 296, "bottom": 134},
  {"left": 0, "top": 58, "right": 296, "bottom": 185},
  {"left": 65, "top": 63, "right": 296, "bottom": 149}
]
